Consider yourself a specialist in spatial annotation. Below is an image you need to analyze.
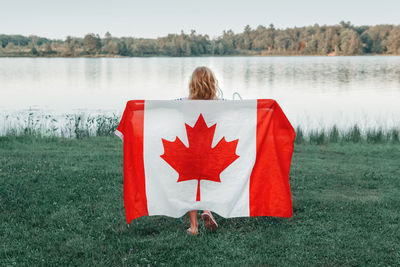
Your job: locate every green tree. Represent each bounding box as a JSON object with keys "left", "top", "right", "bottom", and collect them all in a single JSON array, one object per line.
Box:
[
  {"left": 30, "top": 47, "right": 38, "bottom": 56},
  {"left": 360, "top": 25, "right": 392, "bottom": 54},
  {"left": 83, "top": 33, "right": 101, "bottom": 55},
  {"left": 43, "top": 43, "right": 53, "bottom": 54},
  {"left": 117, "top": 39, "right": 129, "bottom": 56},
  {"left": 62, "top": 36, "right": 77, "bottom": 56},
  {"left": 102, "top": 32, "right": 118, "bottom": 55},
  {"left": 340, "top": 29, "right": 361, "bottom": 55}
]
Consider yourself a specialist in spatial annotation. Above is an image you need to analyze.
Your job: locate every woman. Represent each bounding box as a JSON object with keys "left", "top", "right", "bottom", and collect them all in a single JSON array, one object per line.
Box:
[{"left": 185, "top": 66, "right": 222, "bottom": 235}]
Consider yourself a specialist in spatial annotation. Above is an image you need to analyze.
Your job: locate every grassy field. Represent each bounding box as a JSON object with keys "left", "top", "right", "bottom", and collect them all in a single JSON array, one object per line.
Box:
[{"left": 1, "top": 136, "right": 399, "bottom": 266}]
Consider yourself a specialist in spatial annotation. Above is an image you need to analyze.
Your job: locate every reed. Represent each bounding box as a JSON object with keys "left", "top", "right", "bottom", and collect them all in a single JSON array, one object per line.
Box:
[
  {"left": 390, "top": 128, "right": 400, "bottom": 143},
  {"left": 294, "top": 126, "right": 305, "bottom": 144},
  {"left": 309, "top": 129, "right": 327, "bottom": 145},
  {"left": 328, "top": 125, "right": 340, "bottom": 143},
  {"left": 1, "top": 112, "right": 399, "bottom": 144},
  {"left": 1, "top": 112, "right": 120, "bottom": 139},
  {"left": 342, "top": 125, "right": 362, "bottom": 143}
]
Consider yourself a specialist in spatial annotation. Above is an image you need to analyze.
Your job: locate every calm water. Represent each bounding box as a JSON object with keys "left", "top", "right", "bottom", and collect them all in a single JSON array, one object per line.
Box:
[{"left": 1, "top": 56, "right": 400, "bottom": 131}]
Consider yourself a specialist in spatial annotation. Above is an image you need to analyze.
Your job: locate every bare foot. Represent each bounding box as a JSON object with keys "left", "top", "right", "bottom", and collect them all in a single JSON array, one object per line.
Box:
[{"left": 186, "top": 227, "right": 198, "bottom": 235}]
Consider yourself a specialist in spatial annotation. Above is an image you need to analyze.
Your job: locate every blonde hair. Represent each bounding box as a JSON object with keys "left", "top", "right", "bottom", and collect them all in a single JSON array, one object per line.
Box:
[{"left": 188, "top": 66, "right": 222, "bottom": 100}]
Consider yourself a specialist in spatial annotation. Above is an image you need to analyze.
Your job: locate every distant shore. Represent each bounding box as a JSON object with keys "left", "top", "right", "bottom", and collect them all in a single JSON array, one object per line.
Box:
[
  {"left": 1, "top": 53, "right": 398, "bottom": 58},
  {"left": 1, "top": 22, "right": 400, "bottom": 57}
]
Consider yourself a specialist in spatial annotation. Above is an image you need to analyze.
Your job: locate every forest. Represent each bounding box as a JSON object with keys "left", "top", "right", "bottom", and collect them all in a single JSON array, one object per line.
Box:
[{"left": 1, "top": 21, "right": 399, "bottom": 57}]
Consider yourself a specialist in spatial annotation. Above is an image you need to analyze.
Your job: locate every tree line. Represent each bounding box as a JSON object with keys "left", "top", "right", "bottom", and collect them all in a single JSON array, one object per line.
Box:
[{"left": 1, "top": 21, "right": 399, "bottom": 57}]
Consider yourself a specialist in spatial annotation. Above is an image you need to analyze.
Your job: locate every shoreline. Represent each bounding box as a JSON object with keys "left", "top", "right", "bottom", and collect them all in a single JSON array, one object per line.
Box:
[{"left": 1, "top": 53, "right": 399, "bottom": 58}]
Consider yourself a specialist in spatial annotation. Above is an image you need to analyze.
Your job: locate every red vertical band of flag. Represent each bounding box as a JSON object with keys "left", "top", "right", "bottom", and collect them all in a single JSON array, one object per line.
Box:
[
  {"left": 249, "top": 99, "right": 295, "bottom": 217},
  {"left": 118, "top": 100, "right": 148, "bottom": 223}
]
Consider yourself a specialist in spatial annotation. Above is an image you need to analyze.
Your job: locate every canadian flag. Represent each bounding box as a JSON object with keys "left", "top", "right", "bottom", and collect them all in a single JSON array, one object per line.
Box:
[{"left": 115, "top": 99, "right": 295, "bottom": 224}]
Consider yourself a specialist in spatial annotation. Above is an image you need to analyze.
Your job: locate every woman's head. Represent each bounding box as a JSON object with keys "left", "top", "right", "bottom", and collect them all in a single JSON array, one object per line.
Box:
[{"left": 189, "top": 66, "right": 221, "bottom": 100}]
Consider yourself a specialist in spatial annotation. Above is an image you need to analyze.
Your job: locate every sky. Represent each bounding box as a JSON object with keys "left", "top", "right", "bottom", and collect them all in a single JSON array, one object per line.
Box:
[{"left": 1, "top": 0, "right": 399, "bottom": 40}]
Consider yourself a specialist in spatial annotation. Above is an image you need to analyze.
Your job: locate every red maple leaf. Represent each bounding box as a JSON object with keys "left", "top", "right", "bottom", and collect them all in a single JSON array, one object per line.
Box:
[{"left": 161, "top": 114, "right": 239, "bottom": 201}]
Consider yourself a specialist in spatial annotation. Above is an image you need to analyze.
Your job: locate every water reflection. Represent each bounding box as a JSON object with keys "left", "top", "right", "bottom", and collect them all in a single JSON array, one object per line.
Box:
[{"left": 0, "top": 56, "right": 399, "bottom": 130}]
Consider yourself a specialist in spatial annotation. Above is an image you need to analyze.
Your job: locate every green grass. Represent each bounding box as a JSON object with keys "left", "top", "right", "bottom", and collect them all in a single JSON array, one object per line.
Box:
[{"left": 1, "top": 136, "right": 400, "bottom": 266}]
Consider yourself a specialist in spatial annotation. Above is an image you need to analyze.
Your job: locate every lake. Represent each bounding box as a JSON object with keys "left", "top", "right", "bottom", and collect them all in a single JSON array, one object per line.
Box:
[{"left": 1, "top": 56, "right": 399, "bottom": 132}]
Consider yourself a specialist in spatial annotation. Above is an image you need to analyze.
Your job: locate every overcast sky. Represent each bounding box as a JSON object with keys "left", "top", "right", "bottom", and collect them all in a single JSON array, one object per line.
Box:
[{"left": 1, "top": 0, "right": 399, "bottom": 40}]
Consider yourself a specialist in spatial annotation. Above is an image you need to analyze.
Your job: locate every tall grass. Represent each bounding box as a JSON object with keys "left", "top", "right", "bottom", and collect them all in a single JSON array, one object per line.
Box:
[
  {"left": 294, "top": 124, "right": 399, "bottom": 144},
  {"left": 1, "top": 112, "right": 120, "bottom": 139},
  {"left": 1, "top": 113, "right": 399, "bottom": 144}
]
